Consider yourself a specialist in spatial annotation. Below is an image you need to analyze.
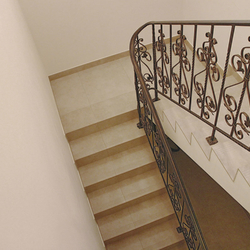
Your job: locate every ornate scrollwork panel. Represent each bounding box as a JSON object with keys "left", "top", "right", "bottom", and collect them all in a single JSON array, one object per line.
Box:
[
  {"left": 223, "top": 38, "right": 250, "bottom": 140},
  {"left": 194, "top": 32, "right": 220, "bottom": 119},
  {"left": 153, "top": 129, "right": 167, "bottom": 174},
  {"left": 134, "top": 38, "right": 154, "bottom": 88},
  {"left": 171, "top": 30, "right": 191, "bottom": 105},
  {"left": 182, "top": 215, "right": 198, "bottom": 250},
  {"left": 167, "top": 172, "right": 182, "bottom": 212},
  {"left": 155, "top": 29, "right": 171, "bottom": 95}
]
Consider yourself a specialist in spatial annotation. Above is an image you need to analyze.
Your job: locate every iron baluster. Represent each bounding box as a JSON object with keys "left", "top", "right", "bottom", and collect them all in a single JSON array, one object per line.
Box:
[
  {"left": 189, "top": 25, "right": 198, "bottom": 111},
  {"left": 207, "top": 25, "right": 236, "bottom": 145},
  {"left": 152, "top": 24, "right": 159, "bottom": 101},
  {"left": 170, "top": 24, "right": 173, "bottom": 99},
  {"left": 200, "top": 25, "right": 215, "bottom": 119}
]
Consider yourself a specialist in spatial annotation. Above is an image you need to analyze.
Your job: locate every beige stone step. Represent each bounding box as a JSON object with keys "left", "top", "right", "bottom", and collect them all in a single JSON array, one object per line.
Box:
[
  {"left": 66, "top": 108, "right": 138, "bottom": 141},
  {"left": 97, "top": 191, "right": 175, "bottom": 243},
  {"left": 79, "top": 142, "right": 156, "bottom": 193},
  {"left": 87, "top": 167, "right": 165, "bottom": 218},
  {"left": 60, "top": 91, "right": 137, "bottom": 137},
  {"left": 70, "top": 117, "right": 146, "bottom": 167},
  {"left": 93, "top": 188, "right": 166, "bottom": 220},
  {"left": 105, "top": 216, "right": 185, "bottom": 250},
  {"left": 156, "top": 240, "right": 187, "bottom": 250}
]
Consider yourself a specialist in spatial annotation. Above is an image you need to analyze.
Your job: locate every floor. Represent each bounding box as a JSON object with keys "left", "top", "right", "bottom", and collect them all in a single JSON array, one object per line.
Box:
[{"left": 170, "top": 139, "right": 250, "bottom": 250}]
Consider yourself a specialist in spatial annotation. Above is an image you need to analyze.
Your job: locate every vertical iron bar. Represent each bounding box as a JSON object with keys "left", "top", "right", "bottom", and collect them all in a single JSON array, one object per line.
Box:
[
  {"left": 178, "top": 25, "right": 183, "bottom": 105},
  {"left": 230, "top": 71, "right": 249, "bottom": 136},
  {"left": 189, "top": 25, "right": 198, "bottom": 111},
  {"left": 134, "top": 71, "right": 143, "bottom": 128},
  {"left": 151, "top": 104, "right": 154, "bottom": 148},
  {"left": 134, "top": 35, "right": 143, "bottom": 128},
  {"left": 210, "top": 25, "right": 235, "bottom": 141},
  {"left": 152, "top": 24, "right": 159, "bottom": 101},
  {"left": 161, "top": 24, "right": 164, "bottom": 94},
  {"left": 166, "top": 156, "right": 169, "bottom": 186},
  {"left": 170, "top": 24, "right": 173, "bottom": 99},
  {"left": 200, "top": 25, "right": 214, "bottom": 118}
]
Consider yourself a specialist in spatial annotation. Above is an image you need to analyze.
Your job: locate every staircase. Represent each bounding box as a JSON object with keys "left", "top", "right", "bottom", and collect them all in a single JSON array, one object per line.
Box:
[{"left": 50, "top": 58, "right": 187, "bottom": 249}]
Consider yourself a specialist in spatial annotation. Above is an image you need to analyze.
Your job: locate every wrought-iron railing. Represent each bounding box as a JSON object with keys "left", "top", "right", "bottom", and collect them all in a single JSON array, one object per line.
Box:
[{"left": 130, "top": 21, "right": 250, "bottom": 250}]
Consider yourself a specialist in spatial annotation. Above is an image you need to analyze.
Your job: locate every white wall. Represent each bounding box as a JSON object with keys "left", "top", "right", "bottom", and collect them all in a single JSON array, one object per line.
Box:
[
  {"left": 18, "top": 0, "right": 184, "bottom": 75},
  {"left": 0, "top": 1, "right": 104, "bottom": 249},
  {"left": 181, "top": 0, "right": 249, "bottom": 20}
]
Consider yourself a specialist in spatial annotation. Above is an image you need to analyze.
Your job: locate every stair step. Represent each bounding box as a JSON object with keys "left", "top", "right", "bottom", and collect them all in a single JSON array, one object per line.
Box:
[
  {"left": 97, "top": 191, "right": 175, "bottom": 243},
  {"left": 92, "top": 188, "right": 166, "bottom": 220},
  {"left": 60, "top": 90, "right": 137, "bottom": 136},
  {"left": 70, "top": 117, "right": 146, "bottom": 167},
  {"left": 156, "top": 240, "right": 187, "bottom": 250},
  {"left": 88, "top": 167, "right": 165, "bottom": 217},
  {"left": 80, "top": 142, "right": 156, "bottom": 192},
  {"left": 105, "top": 216, "right": 184, "bottom": 250},
  {"left": 66, "top": 109, "right": 138, "bottom": 141}
]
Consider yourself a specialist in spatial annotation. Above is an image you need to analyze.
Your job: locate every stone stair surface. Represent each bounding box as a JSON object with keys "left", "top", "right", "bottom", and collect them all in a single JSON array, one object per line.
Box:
[
  {"left": 50, "top": 57, "right": 187, "bottom": 249},
  {"left": 71, "top": 109, "right": 186, "bottom": 249}
]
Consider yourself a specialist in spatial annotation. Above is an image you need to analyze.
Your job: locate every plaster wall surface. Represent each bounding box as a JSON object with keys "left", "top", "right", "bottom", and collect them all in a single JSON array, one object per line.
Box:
[
  {"left": 18, "top": 0, "right": 184, "bottom": 75},
  {"left": 0, "top": 1, "right": 104, "bottom": 249}
]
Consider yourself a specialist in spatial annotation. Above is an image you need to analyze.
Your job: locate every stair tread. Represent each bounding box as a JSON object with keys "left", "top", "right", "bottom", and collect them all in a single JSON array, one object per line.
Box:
[
  {"left": 61, "top": 91, "right": 137, "bottom": 135},
  {"left": 79, "top": 142, "right": 156, "bottom": 190},
  {"left": 97, "top": 192, "right": 174, "bottom": 242},
  {"left": 105, "top": 216, "right": 184, "bottom": 250},
  {"left": 70, "top": 117, "right": 145, "bottom": 162},
  {"left": 88, "top": 167, "right": 165, "bottom": 215}
]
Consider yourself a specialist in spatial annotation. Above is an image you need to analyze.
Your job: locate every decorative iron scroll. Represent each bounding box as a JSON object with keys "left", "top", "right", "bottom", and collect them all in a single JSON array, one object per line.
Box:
[
  {"left": 155, "top": 29, "right": 171, "bottom": 95},
  {"left": 194, "top": 31, "right": 220, "bottom": 119},
  {"left": 134, "top": 37, "right": 154, "bottom": 89},
  {"left": 177, "top": 215, "right": 198, "bottom": 250},
  {"left": 168, "top": 172, "right": 182, "bottom": 212},
  {"left": 223, "top": 37, "right": 250, "bottom": 140},
  {"left": 172, "top": 30, "right": 191, "bottom": 105}
]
